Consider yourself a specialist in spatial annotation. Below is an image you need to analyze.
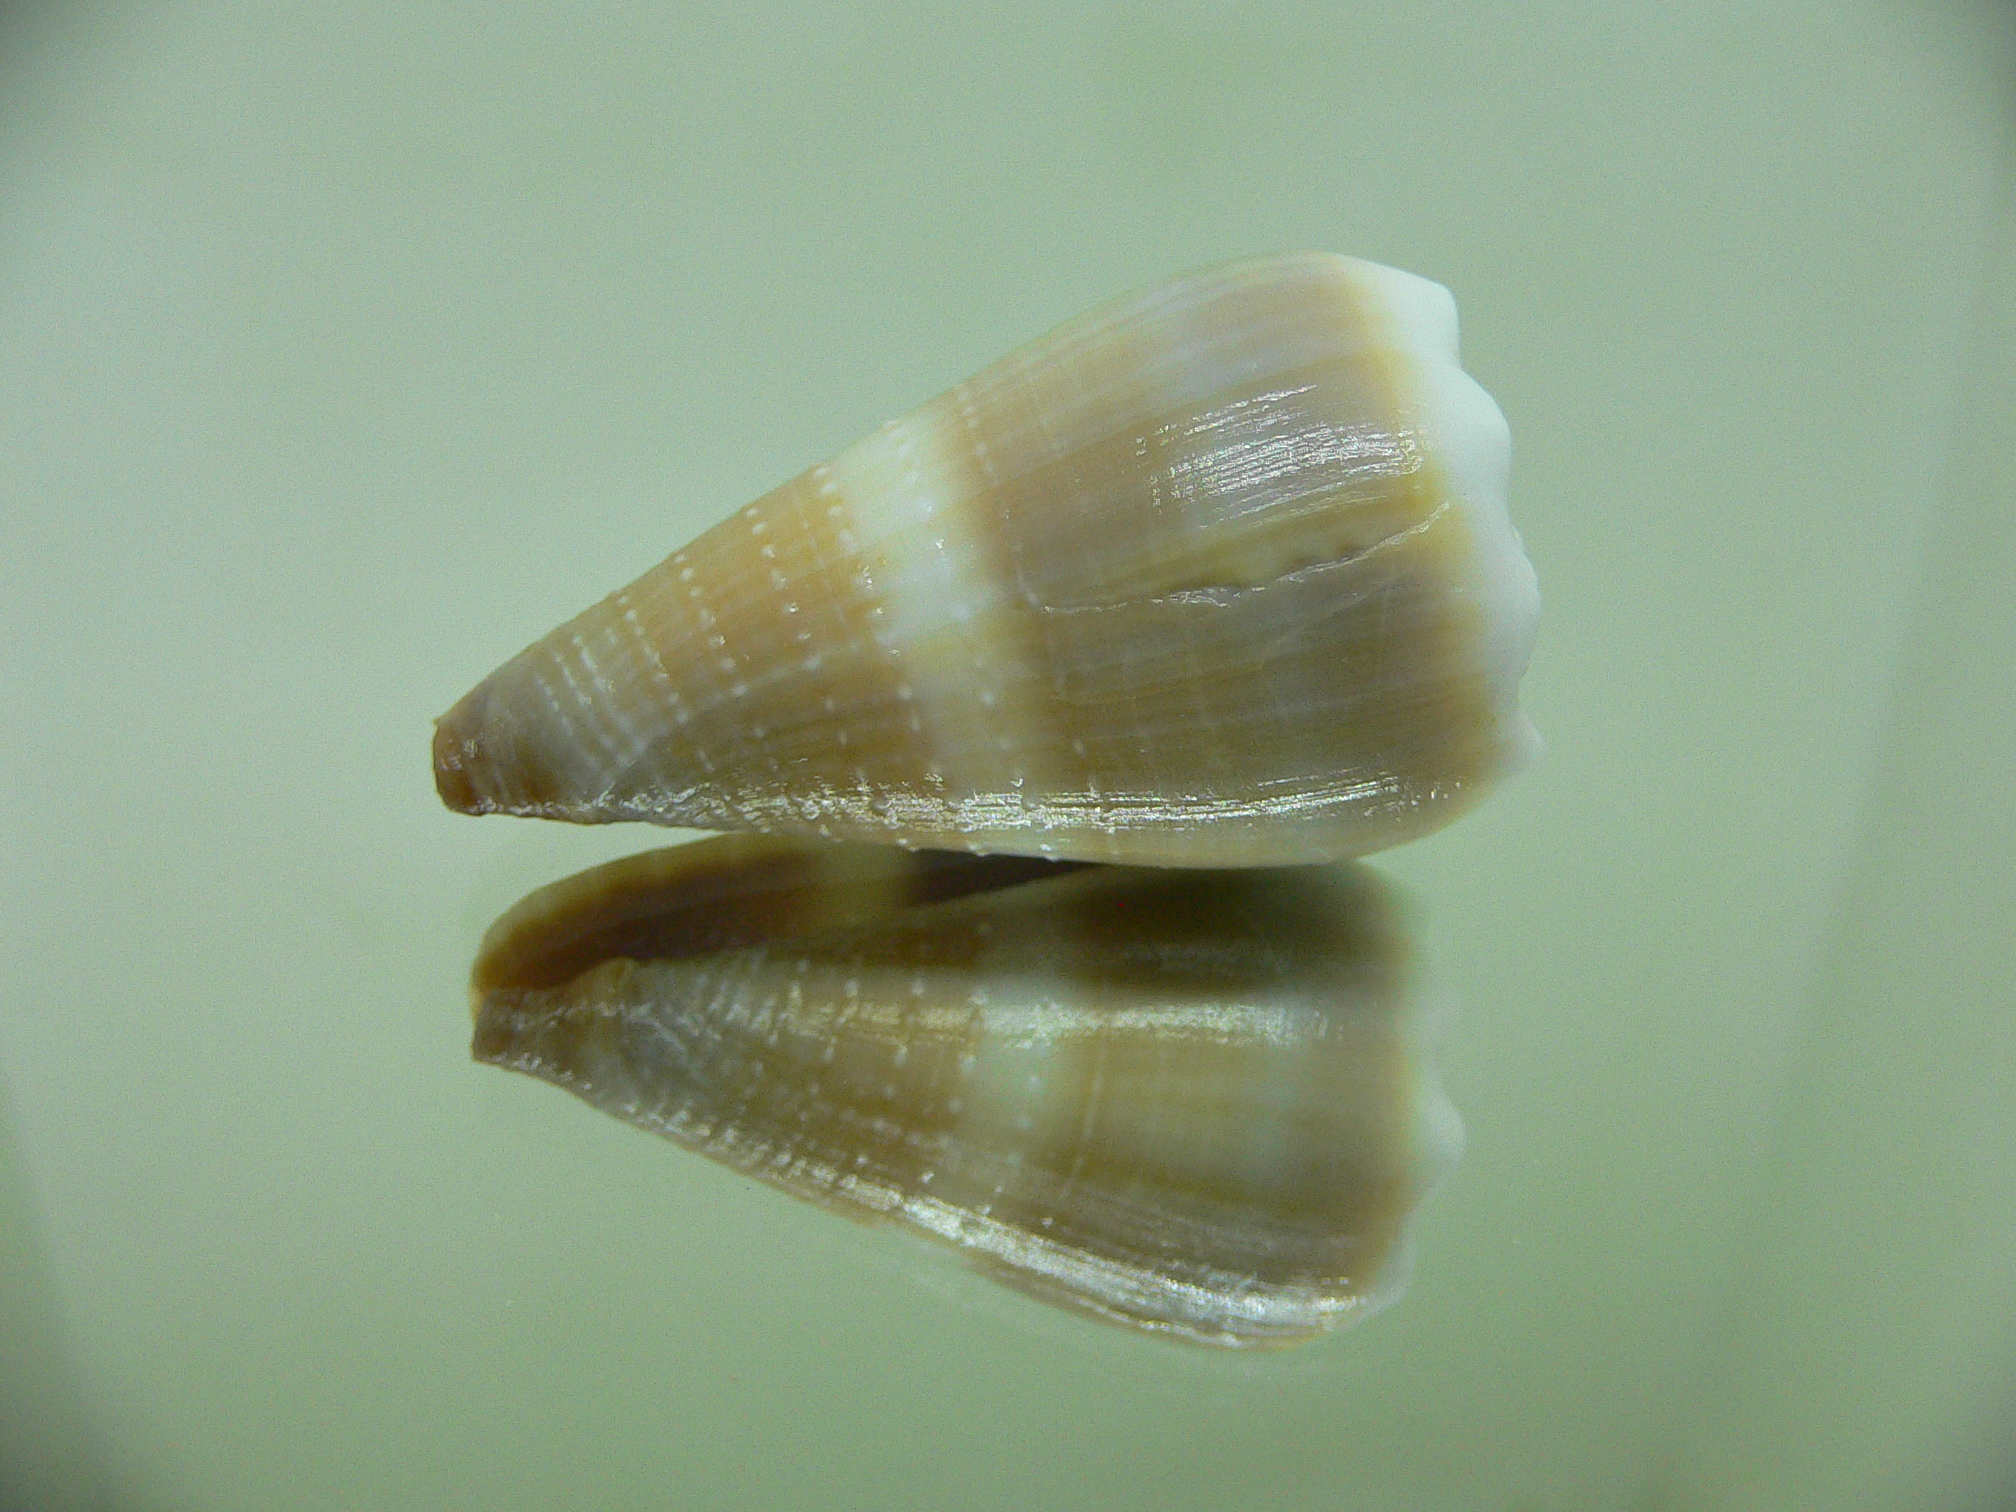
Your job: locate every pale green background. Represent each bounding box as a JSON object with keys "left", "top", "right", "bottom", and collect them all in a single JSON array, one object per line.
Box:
[{"left": 3, "top": 2, "right": 2013, "bottom": 1509}]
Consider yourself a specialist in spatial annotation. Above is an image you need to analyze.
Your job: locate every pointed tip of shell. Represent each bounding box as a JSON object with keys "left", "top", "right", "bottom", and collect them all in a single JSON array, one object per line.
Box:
[
  {"left": 432, "top": 696, "right": 486, "bottom": 814},
  {"left": 434, "top": 681, "right": 565, "bottom": 819}
]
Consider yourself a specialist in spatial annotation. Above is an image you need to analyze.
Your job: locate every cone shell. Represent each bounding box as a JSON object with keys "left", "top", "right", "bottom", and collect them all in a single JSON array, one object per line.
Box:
[
  {"left": 436, "top": 253, "right": 1539, "bottom": 865},
  {"left": 473, "top": 836, "right": 1459, "bottom": 1348}
]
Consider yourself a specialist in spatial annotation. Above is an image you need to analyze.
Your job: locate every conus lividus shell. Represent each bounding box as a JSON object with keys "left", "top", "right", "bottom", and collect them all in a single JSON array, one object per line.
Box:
[
  {"left": 435, "top": 253, "right": 1538, "bottom": 866},
  {"left": 472, "top": 836, "right": 1458, "bottom": 1348}
]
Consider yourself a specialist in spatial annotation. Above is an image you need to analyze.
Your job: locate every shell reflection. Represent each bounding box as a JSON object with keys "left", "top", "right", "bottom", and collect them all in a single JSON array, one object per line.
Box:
[{"left": 473, "top": 837, "right": 1459, "bottom": 1347}]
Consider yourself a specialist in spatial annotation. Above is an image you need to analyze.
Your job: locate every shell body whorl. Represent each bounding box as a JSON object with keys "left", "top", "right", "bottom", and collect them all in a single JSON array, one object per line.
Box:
[{"left": 435, "top": 253, "right": 1539, "bottom": 865}]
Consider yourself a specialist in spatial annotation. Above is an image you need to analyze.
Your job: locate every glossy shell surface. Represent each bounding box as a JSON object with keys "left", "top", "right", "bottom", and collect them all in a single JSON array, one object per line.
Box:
[
  {"left": 436, "top": 253, "right": 1538, "bottom": 865},
  {"left": 472, "top": 836, "right": 1460, "bottom": 1347}
]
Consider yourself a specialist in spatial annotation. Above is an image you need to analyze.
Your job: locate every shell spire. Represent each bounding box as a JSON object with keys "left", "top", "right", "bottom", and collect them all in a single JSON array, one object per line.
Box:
[{"left": 435, "top": 253, "right": 1539, "bottom": 866}]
